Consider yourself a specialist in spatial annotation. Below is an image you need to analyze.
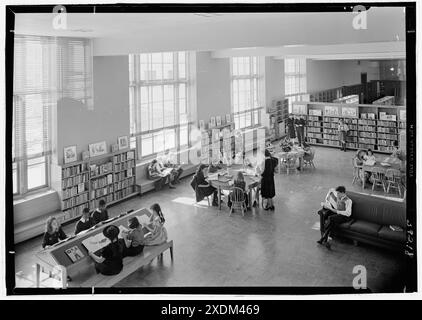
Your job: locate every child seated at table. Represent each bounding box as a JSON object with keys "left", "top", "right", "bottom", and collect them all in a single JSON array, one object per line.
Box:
[
  {"left": 74, "top": 207, "right": 94, "bottom": 235},
  {"left": 122, "top": 217, "right": 145, "bottom": 256},
  {"left": 88, "top": 225, "right": 125, "bottom": 276},
  {"left": 227, "top": 171, "right": 249, "bottom": 209},
  {"left": 91, "top": 199, "right": 109, "bottom": 225},
  {"left": 363, "top": 149, "right": 376, "bottom": 165},
  {"left": 144, "top": 204, "right": 168, "bottom": 246},
  {"left": 42, "top": 217, "right": 68, "bottom": 249}
]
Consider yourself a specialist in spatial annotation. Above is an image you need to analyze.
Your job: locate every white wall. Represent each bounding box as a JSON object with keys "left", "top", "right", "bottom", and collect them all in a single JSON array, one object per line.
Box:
[
  {"left": 307, "top": 59, "right": 380, "bottom": 93},
  {"left": 195, "top": 52, "right": 232, "bottom": 123}
]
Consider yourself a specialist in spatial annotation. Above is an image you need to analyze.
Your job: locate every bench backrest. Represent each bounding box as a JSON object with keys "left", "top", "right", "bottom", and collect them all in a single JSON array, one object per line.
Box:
[{"left": 347, "top": 191, "right": 406, "bottom": 228}]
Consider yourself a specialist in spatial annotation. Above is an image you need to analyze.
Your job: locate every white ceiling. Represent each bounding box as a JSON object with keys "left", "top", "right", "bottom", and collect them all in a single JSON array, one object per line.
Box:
[{"left": 13, "top": 7, "right": 406, "bottom": 58}]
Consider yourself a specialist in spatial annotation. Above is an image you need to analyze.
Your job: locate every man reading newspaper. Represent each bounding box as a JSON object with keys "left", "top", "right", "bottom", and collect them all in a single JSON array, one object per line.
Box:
[{"left": 317, "top": 186, "right": 353, "bottom": 249}]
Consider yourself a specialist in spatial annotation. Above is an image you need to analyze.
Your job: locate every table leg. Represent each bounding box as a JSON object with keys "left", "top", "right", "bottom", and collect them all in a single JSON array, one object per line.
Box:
[
  {"left": 362, "top": 170, "right": 365, "bottom": 189},
  {"left": 34, "top": 263, "right": 40, "bottom": 288},
  {"left": 218, "top": 186, "right": 221, "bottom": 210},
  {"left": 299, "top": 156, "right": 303, "bottom": 170}
]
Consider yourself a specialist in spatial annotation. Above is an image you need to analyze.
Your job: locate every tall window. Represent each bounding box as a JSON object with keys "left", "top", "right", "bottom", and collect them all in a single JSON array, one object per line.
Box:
[
  {"left": 231, "top": 57, "right": 261, "bottom": 130},
  {"left": 129, "top": 52, "right": 189, "bottom": 159},
  {"left": 284, "top": 58, "right": 307, "bottom": 110},
  {"left": 13, "top": 35, "right": 93, "bottom": 196}
]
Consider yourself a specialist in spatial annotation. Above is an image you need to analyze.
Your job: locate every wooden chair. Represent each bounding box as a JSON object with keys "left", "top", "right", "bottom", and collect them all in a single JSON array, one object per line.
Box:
[
  {"left": 279, "top": 153, "right": 297, "bottom": 174},
  {"left": 385, "top": 168, "right": 402, "bottom": 196},
  {"left": 352, "top": 158, "right": 363, "bottom": 185},
  {"left": 229, "top": 187, "right": 246, "bottom": 217},
  {"left": 370, "top": 166, "right": 386, "bottom": 192},
  {"left": 303, "top": 149, "right": 316, "bottom": 169}
]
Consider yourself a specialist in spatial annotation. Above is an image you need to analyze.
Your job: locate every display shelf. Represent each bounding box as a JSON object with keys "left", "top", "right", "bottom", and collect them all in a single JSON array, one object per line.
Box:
[
  {"left": 292, "top": 101, "right": 406, "bottom": 153},
  {"left": 51, "top": 149, "right": 138, "bottom": 224}
]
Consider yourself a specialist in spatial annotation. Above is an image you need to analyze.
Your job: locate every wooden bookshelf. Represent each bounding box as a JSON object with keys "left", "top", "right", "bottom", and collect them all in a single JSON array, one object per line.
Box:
[
  {"left": 292, "top": 102, "right": 406, "bottom": 153},
  {"left": 51, "top": 149, "right": 138, "bottom": 224},
  {"left": 267, "top": 98, "right": 289, "bottom": 141}
]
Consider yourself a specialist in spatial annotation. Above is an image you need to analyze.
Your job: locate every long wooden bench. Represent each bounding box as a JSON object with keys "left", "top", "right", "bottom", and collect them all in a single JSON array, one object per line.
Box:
[
  {"left": 136, "top": 163, "right": 197, "bottom": 194},
  {"left": 78, "top": 240, "right": 174, "bottom": 288}
]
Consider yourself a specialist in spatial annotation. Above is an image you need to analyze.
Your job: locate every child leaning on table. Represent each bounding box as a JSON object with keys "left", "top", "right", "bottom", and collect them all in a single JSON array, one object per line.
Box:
[{"left": 121, "top": 217, "right": 145, "bottom": 257}]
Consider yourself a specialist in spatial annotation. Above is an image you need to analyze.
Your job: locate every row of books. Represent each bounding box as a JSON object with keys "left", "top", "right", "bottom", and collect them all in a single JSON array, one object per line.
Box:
[
  {"left": 360, "top": 113, "right": 376, "bottom": 119},
  {"left": 307, "top": 121, "right": 323, "bottom": 127},
  {"left": 91, "top": 185, "right": 114, "bottom": 198},
  {"left": 307, "top": 133, "right": 323, "bottom": 139},
  {"left": 323, "top": 117, "right": 340, "bottom": 122},
  {"left": 323, "top": 140, "right": 340, "bottom": 146},
  {"left": 378, "top": 127, "right": 398, "bottom": 133},
  {"left": 62, "top": 173, "right": 89, "bottom": 189},
  {"left": 359, "top": 132, "right": 377, "bottom": 138},
  {"left": 90, "top": 162, "right": 113, "bottom": 177},
  {"left": 378, "top": 145, "right": 396, "bottom": 152},
  {"left": 113, "top": 151, "right": 135, "bottom": 164},
  {"left": 359, "top": 138, "right": 376, "bottom": 144},
  {"left": 114, "top": 177, "right": 136, "bottom": 192},
  {"left": 63, "top": 203, "right": 89, "bottom": 221},
  {"left": 377, "top": 133, "right": 398, "bottom": 140},
  {"left": 63, "top": 193, "right": 89, "bottom": 210},
  {"left": 344, "top": 119, "right": 358, "bottom": 124},
  {"left": 323, "top": 134, "right": 338, "bottom": 141},
  {"left": 377, "top": 120, "right": 398, "bottom": 127},
  {"left": 91, "top": 174, "right": 113, "bottom": 189},
  {"left": 308, "top": 127, "right": 323, "bottom": 133},
  {"left": 378, "top": 139, "right": 397, "bottom": 146},
  {"left": 114, "top": 186, "right": 136, "bottom": 202},
  {"left": 114, "top": 168, "right": 134, "bottom": 182},
  {"left": 62, "top": 164, "right": 88, "bottom": 178},
  {"left": 358, "top": 125, "right": 376, "bottom": 132},
  {"left": 308, "top": 116, "right": 322, "bottom": 121},
  {"left": 308, "top": 138, "right": 319, "bottom": 144},
  {"left": 346, "top": 143, "right": 358, "bottom": 148},
  {"left": 358, "top": 119, "right": 377, "bottom": 126},
  {"left": 114, "top": 159, "right": 135, "bottom": 172},
  {"left": 62, "top": 183, "right": 87, "bottom": 199},
  {"left": 323, "top": 128, "right": 338, "bottom": 134}
]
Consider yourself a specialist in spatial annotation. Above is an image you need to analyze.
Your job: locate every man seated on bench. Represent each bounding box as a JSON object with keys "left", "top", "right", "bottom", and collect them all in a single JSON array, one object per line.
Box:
[
  {"left": 317, "top": 186, "right": 353, "bottom": 249},
  {"left": 147, "top": 159, "right": 176, "bottom": 190}
]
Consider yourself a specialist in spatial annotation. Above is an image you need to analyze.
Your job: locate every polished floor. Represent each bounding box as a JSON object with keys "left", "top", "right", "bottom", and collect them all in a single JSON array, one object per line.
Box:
[{"left": 14, "top": 147, "right": 406, "bottom": 292}]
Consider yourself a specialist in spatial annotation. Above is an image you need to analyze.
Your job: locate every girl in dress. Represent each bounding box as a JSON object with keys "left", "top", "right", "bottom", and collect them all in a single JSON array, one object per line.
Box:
[
  {"left": 144, "top": 204, "right": 168, "bottom": 246},
  {"left": 42, "top": 217, "right": 67, "bottom": 249}
]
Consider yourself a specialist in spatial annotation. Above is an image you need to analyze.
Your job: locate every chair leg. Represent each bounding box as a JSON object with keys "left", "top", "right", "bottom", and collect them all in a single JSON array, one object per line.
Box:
[{"left": 398, "top": 184, "right": 402, "bottom": 196}]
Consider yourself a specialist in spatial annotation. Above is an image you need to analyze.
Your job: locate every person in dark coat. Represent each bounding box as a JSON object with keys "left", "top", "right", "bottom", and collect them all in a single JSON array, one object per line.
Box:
[
  {"left": 295, "top": 115, "right": 306, "bottom": 146},
  {"left": 286, "top": 114, "right": 296, "bottom": 141},
  {"left": 74, "top": 207, "right": 94, "bottom": 235},
  {"left": 88, "top": 225, "right": 125, "bottom": 276},
  {"left": 190, "top": 164, "right": 218, "bottom": 206},
  {"left": 261, "top": 149, "right": 278, "bottom": 211}
]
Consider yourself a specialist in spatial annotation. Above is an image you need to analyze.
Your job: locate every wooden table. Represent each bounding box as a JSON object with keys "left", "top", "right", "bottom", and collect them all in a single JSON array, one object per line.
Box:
[
  {"left": 207, "top": 165, "right": 261, "bottom": 210},
  {"left": 274, "top": 147, "right": 305, "bottom": 174},
  {"left": 362, "top": 160, "right": 404, "bottom": 190}
]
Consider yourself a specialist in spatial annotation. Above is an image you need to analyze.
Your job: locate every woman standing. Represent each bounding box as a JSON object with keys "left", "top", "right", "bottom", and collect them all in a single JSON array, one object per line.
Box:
[
  {"left": 286, "top": 114, "right": 296, "bottom": 142},
  {"left": 338, "top": 119, "right": 349, "bottom": 152},
  {"left": 261, "top": 149, "right": 278, "bottom": 211}
]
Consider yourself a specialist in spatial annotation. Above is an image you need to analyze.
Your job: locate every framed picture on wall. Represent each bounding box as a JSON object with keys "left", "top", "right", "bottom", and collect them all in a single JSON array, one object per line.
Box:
[
  {"left": 111, "top": 144, "right": 119, "bottom": 153},
  {"left": 199, "top": 120, "right": 205, "bottom": 131},
  {"left": 216, "top": 116, "right": 222, "bottom": 126},
  {"left": 118, "top": 136, "right": 129, "bottom": 150},
  {"left": 63, "top": 146, "right": 77, "bottom": 164},
  {"left": 210, "top": 117, "right": 216, "bottom": 128},
  {"left": 89, "top": 141, "right": 107, "bottom": 157},
  {"left": 226, "top": 114, "right": 231, "bottom": 123}
]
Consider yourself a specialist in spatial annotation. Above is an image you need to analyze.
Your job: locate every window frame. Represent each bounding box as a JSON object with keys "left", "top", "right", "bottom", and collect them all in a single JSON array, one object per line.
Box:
[
  {"left": 129, "top": 52, "right": 190, "bottom": 161},
  {"left": 230, "top": 56, "right": 263, "bottom": 130}
]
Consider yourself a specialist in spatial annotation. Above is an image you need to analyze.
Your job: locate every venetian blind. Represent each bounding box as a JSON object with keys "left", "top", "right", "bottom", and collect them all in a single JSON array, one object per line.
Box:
[{"left": 13, "top": 35, "right": 93, "bottom": 162}]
